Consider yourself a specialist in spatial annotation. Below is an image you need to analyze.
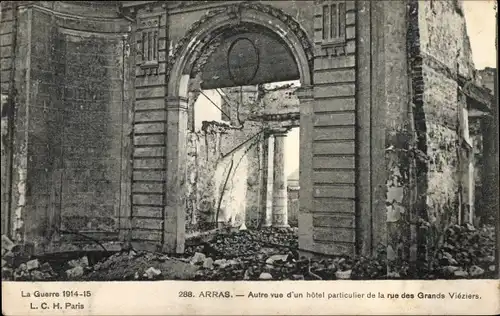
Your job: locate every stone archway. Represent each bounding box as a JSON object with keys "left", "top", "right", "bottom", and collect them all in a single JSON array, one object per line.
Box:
[
  {"left": 167, "top": 2, "right": 314, "bottom": 97},
  {"left": 163, "top": 2, "right": 314, "bottom": 253}
]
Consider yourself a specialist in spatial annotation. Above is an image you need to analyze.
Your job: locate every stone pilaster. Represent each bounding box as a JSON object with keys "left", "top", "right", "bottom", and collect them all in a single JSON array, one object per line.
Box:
[
  {"left": 264, "top": 134, "right": 274, "bottom": 227},
  {"left": 164, "top": 96, "right": 188, "bottom": 253},
  {"left": 272, "top": 130, "right": 289, "bottom": 227},
  {"left": 296, "top": 86, "right": 314, "bottom": 251}
]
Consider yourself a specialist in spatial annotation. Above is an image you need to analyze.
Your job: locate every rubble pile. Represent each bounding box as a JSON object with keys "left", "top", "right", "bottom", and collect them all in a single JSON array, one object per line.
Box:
[
  {"left": 1, "top": 235, "right": 198, "bottom": 282},
  {"left": 186, "top": 227, "right": 353, "bottom": 281},
  {"left": 1, "top": 223, "right": 496, "bottom": 281},
  {"left": 2, "top": 236, "right": 56, "bottom": 281},
  {"left": 190, "top": 249, "right": 357, "bottom": 281},
  {"left": 82, "top": 251, "right": 199, "bottom": 281},
  {"left": 185, "top": 227, "right": 299, "bottom": 259},
  {"left": 430, "top": 224, "right": 496, "bottom": 279}
]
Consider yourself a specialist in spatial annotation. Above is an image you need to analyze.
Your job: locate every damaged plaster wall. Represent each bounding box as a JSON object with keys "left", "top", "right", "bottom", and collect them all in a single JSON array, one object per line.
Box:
[
  {"left": 1, "top": 91, "right": 11, "bottom": 235},
  {"left": 472, "top": 68, "right": 496, "bottom": 221},
  {"left": 382, "top": 0, "right": 478, "bottom": 274},
  {"left": 381, "top": 0, "right": 413, "bottom": 273},
  {"left": 184, "top": 82, "right": 300, "bottom": 233},
  {"left": 418, "top": 0, "right": 476, "bottom": 225},
  {"left": 1, "top": 1, "right": 16, "bottom": 237},
  {"left": 185, "top": 122, "right": 264, "bottom": 233},
  {"left": 185, "top": 88, "right": 264, "bottom": 233},
  {"left": 1, "top": 2, "right": 131, "bottom": 253}
]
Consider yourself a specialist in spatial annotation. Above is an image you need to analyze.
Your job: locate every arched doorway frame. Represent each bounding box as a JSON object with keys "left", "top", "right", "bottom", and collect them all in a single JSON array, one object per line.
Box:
[
  {"left": 167, "top": 2, "right": 314, "bottom": 97},
  {"left": 163, "top": 2, "right": 315, "bottom": 253}
]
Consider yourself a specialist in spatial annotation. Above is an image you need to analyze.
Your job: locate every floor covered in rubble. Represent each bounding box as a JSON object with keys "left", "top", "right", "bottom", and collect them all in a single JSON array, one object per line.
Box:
[{"left": 1, "top": 224, "right": 497, "bottom": 281}]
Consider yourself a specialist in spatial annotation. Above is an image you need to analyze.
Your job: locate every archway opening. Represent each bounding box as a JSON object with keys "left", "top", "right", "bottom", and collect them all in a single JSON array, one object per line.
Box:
[
  {"left": 174, "top": 20, "right": 309, "bottom": 238},
  {"left": 186, "top": 80, "right": 302, "bottom": 234}
]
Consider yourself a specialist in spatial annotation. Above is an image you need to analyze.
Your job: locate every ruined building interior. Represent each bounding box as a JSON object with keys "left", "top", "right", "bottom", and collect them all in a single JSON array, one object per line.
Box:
[{"left": 0, "top": 0, "right": 497, "bottom": 278}]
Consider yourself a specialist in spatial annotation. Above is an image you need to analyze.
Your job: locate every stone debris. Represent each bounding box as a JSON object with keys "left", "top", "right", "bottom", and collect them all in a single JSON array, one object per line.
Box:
[
  {"left": 291, "top": 274, "right": 304, "bottom": 280},
  {"left": 1, "top": 235, "right": 15, "bottom": 252},
  {"left": 18, "top": 263, "right": 27, "bottom": 271},
  {"left": 469, "top": 265, "right": 484, "bottom": 277},
  {"left": 40, "top": 262, "right": 53, "bottom": 274},
  {"left": 203, "top": 257, "right": 214, "bottom": 269},
  {"left": 453, "top": 269, "right": 469, "bottom": 278},
  {"left": 128, "top": 250, "right": 137, "bottom": 259},
  {"left": 442, "top": 265, "right": 460, "bottom": 274},
  {"left": 190, "top": 252, "right": 206, "bottom": 265},
  {"left": 26, "top": 259, "right": 40, "bottom": 271},
  {"left": 213, "top": 259, "right": 227, "bottom": 267},
  {"left": 31, "top": 270, "right": 48, "bottom": 281},
  {"left": 0, "top": 223, "right": 495, "bottom": 281},
  {"left": 335, "top": 269, "right": 352, "bottom": 280},
  {"left": 68, "top": 256, "right": 89, "bottom": 269},
  {"left": 465, "top": 223, "right": 476, "bottom": 232},
  {"left": 66, "top": 266, "right": 84, "bottom": 279},
  {"left": 265, "top": 254, "right": 288, "bottom": 265},
  {"left": 158, "top": 255, "right": 170, "bottom": 262},
  {"left": 144, "top": 267, "right": 162, "bottom": 280}
]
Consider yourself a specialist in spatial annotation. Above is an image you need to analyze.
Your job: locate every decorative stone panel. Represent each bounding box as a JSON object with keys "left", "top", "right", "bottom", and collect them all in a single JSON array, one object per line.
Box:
[
  {"left": 138, "top": 15, "right": 160, "bottom": 75},
  {"left": 314, "top": 0, "right": 354, "bottom": 58}
]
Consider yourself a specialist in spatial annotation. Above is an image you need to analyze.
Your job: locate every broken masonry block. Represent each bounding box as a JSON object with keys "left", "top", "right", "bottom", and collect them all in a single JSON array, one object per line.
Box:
[
  {"left": 68, "top": 256, "right": 89, "bottom": 269},
  {"left": 65, "top": 266, "right": 84, "bottom": 279},
  {"left": 18, "top": 263, "right": 27, "bottom": 272},
  {"left": 30, "top": 270, "right": 46, "bottom": 281},
  {"left": 1, "top": 235, "right": 15, "bottom": 252},
  {"left": 453, "top": 269, "right": 469, "bottom": 278},
  {"left": 335, "top": 269, "right": 352, "bottom": 280},
  {"left": 26, "top": 259, "right": 40, "bottom": 271},
  {"left": 128, "top": 250, "right": 137, "bottom": 259},
  {"left": 190, "top": 252, "right": 206, "bottom": 265},
  {"left": 469, "top": 265, "right": 484, "bottom": 277},
  {"left": 203, "top": 257, "right": 214, "bottom": 269},
  {"left": 145, "top": 267, "right": 162, "bottom": 280}
]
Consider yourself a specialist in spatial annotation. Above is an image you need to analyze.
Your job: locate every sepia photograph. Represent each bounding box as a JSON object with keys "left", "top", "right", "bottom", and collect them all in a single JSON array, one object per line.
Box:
[{"left": 1, "top": 0, "right": 499, "bottom": 314}]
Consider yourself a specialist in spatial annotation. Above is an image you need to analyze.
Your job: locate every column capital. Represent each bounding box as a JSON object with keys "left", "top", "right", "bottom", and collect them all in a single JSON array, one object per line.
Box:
[
  {"left": 295, "top": 85, "right": 314, "bottom": 101},
  {"left": 166, "top": 96, "right": 188, "bottom": 111},
  {"left": 269, "top": 127, "right": 290, "bottom": 136}
]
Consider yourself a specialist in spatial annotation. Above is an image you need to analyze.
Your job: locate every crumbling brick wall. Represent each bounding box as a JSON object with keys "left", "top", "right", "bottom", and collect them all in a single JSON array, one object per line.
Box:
[
  {"left": 383, "top": 0, "right": 478, "bottom": 273},
  {"left": 417, "top": 0, "right": 476, "bottom": 224}
]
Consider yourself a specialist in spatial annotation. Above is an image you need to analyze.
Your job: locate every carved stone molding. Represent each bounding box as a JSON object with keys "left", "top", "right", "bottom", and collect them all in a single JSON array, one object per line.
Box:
[
  {"left": 295, "top": 85, "right": 314, "bottom": 101},
  {"left": 166, "top": 96, "right": 189, "bottom": 111},
  {"left": 168, "top": 1, "right": 211, "bottom": 10},
  {"left": 167, "top": 2, "right": 314, "bottom": 84}
]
